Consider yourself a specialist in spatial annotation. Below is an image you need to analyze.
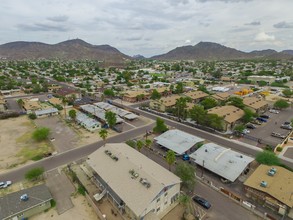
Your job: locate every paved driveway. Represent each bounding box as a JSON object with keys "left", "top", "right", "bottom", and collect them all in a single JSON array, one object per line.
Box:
[
  {"left": 35, "top": 116, "right": 79, "bottom": 152},
  {"left": 46, "top": 168, "right": 75, "bottom": 215}
]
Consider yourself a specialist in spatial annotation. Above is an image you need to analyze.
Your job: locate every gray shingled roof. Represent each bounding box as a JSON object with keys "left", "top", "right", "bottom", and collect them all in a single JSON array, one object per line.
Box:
[{"left": 0, "top": 184, "right": 52, "bottom": 219}]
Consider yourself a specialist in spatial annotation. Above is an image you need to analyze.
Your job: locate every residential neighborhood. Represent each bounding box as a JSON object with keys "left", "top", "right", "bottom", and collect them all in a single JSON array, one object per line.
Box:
[{"left": 1, "top": 58, "right": 293, "bottom": 220}]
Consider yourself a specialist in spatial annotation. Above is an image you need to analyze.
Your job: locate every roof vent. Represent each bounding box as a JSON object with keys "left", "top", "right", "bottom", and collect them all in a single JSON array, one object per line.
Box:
[
  {"left": 205, "top": 149, "right": 208, "bottom": 152},
  {"left": 140, "top": 178, "right": 151, "bottom": 188},
  {"left": 260, "top": 181, "right": 267, "bottom": 188},
  {"left": 129, "top": 169, "right": 139, "bottom": 179},
  {"left": 104, "top": 150, "right": 119, "bottom": 161},
  {"left": 20, "top": 194, "right": 29, "bottom": 201}
]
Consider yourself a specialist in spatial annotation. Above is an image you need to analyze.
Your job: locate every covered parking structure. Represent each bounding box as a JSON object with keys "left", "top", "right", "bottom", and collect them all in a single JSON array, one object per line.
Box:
[{"left": 154, "top": 129, "right": 204, "bottom": 155}]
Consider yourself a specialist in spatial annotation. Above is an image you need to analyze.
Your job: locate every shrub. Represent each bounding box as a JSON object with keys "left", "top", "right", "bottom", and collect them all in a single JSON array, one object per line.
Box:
[
  {"left": 28, "top": 113, "right": 37, "bottom": 120},
  {"left": 276, "top": 147, "right": 283, "bottom": 152}
]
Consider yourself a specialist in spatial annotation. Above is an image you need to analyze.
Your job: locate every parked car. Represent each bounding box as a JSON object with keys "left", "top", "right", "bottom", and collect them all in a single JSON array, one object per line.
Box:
[
  {"left": 251, "top": 120, "right": 262, "bottom": 125},
  {"left": 0, "top": 181, "right": 12, "bottom": 189},
  {"left": 260, "top": 114, "right": 270, "bottom": 119},
  {"left": 192, "top": 196, "right": 211, "bottom": 209},
  {"left": 242, "top": 129, "right": 250, "bottom": 134},
  {"left": 271, "top": 132, "right": 286, "bottom": 139},
  {"left": 182, "top": 154, "right": 190, "bottom": 161},
  {"left": 269, "top": 109, "right": 279, "bottom": 114},
  {"left": 246, "top": 124, "right": 256, "bottom": 129},
  {"left": 256, "top": 117, "right": 267, "bottom": 122},
  {"left": 281, "top": 124, "right": 292, "bottom": 130}
]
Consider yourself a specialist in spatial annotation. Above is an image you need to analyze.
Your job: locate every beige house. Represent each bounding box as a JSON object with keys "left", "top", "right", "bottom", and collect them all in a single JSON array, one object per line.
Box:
[
  {"left": 87, "top": 143, "right": 181, "bottom": 220},
  {"left": 208, "top": 105, "right": 244, "bottom": 131},
  {"left": 243, "top": 97, "right": 268, "bottom": 114},
  {"left": 183, "top": 91, "right": 209, "bottom": 103},
  {"left": 47, "top": 84, "right": 62, "bottom": 93},
  {"left": 212, "top": 92, "right": 230, "bottom": 102},
  {"left": 149, "top": 95, "right": 181, "bottom": 112},
  {"left": 22, "top": 98, "right": 42, "bottom": 113},
  {"left": 122, "top": 90, "right": 150, "bottom": 103},
  {"left": 244, "top": 165, "right": 293, "bottom": 218}
]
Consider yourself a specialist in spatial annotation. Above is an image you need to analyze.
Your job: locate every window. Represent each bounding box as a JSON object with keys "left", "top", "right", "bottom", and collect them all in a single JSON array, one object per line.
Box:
[
  {"left": 156, "top": 207, "right": 160, "bottom": 212},
  {"left": 165, "top": 201, "right": 168, "bottom": 205},
  {"left": 157, "top": 198, "right": 160, "bottom": 202},
  {"left": 164, "top": 192, "right": 168, "bottom": 197}
]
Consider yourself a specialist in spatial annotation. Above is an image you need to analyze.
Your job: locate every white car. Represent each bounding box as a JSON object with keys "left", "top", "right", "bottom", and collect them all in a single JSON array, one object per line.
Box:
[
  {"left": 0, "top": 181, "right": 12, "bottom": 189},
  {"left": 269, "top": 109, "right": 279, "bottom": 114},
  {"left": 242, "top": 129, "right": 250, "bottom": 134}
]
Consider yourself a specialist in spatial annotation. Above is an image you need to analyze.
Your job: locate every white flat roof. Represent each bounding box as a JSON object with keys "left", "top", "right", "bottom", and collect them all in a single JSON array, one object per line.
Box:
[
  {"left": 35, "top": 107, "right": 58, "bottom": 116},
  {"left": 87, "top": 143, "right": 181, "bottom": 217},
  {"left": 189, "top": 143, "right": 254, "bottom": 182},
  {"left": 154, "top": 129, "right": 204, "bottom": 155}
]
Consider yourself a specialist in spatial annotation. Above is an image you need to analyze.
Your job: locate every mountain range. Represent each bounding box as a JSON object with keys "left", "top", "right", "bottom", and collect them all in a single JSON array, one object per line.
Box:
[{"left": 0, "top": 39, "right": 292, "bottom": 63}]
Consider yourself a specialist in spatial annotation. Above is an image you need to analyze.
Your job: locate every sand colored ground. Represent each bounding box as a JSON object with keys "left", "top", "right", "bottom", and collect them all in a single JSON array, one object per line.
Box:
[
  {"left": 0, "top": 116, "right": 52, "bottom": 172},
  {"left": 31, "top": 195, "right": 100, "bottom": 220}
]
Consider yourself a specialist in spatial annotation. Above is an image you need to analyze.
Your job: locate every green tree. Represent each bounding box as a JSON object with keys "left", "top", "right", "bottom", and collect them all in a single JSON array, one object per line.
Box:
[
  {"left": 17, "top": 99, "right": 24, "bottom": 108},
  {"left": 32, "top": 127, "right": 50, "bottom": 142},
  {"left": 68, "top": 109, "right": 77, "bottom": 122},
  {"left": 153, "top": 118, "right": 168, "bottom": 133},
  {"left": 104, "top": 88, "right": 115, "bottom": 98},
  {"left": 99, "top": 128, "right": 108, "bottom": 146},
  {"left": 150, "top": 89, "right": 161, "bottom": 100},
  {"left": 205, "top": 114, "right": 223, "bottom": 131},
  {"left": 256, "top": 150, "right": 280, "bottom": 166},
  {"left": 28, "top": 113, "right": 37, "bottom": 120},
  {"left": 61, "top": 96, "right": 68, "bottom": 118},
  {"left": 105, "top": 111, "right": 117, "bottom": 128},
  {"left": 25, "top": 167, "right": 44, "bottom": 181},
  {"left": 242, "top": 108, "right": 255, "bottom": 123},
  {"left": 175, "top": 82, "right": 184, "bottom": 94},
  {"left": 175, "top": 162, "right": 196, "bottom": 191},
  {"left": 145, "top": 139, "right": 153, "bottom": 150},
  {"left": 258, "top": 80, "right": 267, "bottom": 87},
  {"left": 198, "top": 85, "right": 209, "bottom": 94},
  {"left": 166, "top": 150, "right": 176, "bottom": 171},
  {"left": 136, "top": 140, "right": 144, "bottom": 152},
  {"left": 189, "top": 105, "right": 207, "bottom": 125},
  {"left": 174, "top": 97, "right": 188, "bottom": 120},
  {"left": 234, "top": 124, "right": 245, "bottom": 135},
  {"left": 200, "top": 97, "right": 218, "bottom": 110},
  {"left": 274, "top": 99, "right": 290, "bottom": 109},
  {"left": 282, "top": 89, "right": 293, "bottom": 98},
  {"left": 228, "top": 96, "right": 245, "bottom": 109}
]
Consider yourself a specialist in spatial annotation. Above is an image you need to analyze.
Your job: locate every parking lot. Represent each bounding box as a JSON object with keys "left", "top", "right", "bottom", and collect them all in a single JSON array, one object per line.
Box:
[{"left": 241, "top": 108, "right": 293, "bottom": 147}]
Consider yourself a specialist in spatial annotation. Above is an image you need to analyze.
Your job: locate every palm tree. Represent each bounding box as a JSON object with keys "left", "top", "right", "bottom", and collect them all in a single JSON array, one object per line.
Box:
[
  {"left": 61, "top": 96, "right": 68, "bottom": 118},
  {"left": 136, "top": 140, "right": 144, "bottom": 152},
  {"left": 145, "top": 139, "right": 153, "bottom": 150},
  {"left": 99, "top": 128, "right": 108, "bottom": 146},
  {"left": 166, "top": 150, "right": 176, "bottom": 171}
]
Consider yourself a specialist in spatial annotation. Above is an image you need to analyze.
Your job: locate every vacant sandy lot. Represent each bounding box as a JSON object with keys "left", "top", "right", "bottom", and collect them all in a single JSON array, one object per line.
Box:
[
  {"left": 0, "top": 116, "right": 52, "bottom": 172},
  {"left": 31, "top": 195, "right": 99, "bottom": 220}
]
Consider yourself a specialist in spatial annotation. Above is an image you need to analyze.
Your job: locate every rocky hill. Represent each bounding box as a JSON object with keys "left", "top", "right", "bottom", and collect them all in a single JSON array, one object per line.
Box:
[
  {"left": 0, "top": 39, "right": 130, "bottom": 65},
  {"left": 151, "top": 42, "right": 293, "bottom": 61}
]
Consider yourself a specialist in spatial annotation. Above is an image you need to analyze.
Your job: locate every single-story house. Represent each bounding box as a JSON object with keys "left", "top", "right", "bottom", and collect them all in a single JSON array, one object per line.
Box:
[
  {"left": 244, "top": 164, "right": 293, "bottom": 218},
  {"left": 86, "top": 143, "right": 181, "bottom": 220},
  {"left": 35, "top": 107, "right": 59, "bottom": 118},
  {"left": 76, "top": 112, "right": 101, "bottom": 131},
  {"left": 122, "top": 90, "right": 150, "bottom": 103},
  {"left": 0, "top": 184, "right": 52, "bottom": 220},
  {"left": 189, "top": 143, "right": 254, "bottom": 182}
]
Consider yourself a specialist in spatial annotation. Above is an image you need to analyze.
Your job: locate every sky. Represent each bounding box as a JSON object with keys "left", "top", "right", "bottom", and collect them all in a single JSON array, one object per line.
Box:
[{"left": 0, "top": 0, "right": 293, "bottom": 57}]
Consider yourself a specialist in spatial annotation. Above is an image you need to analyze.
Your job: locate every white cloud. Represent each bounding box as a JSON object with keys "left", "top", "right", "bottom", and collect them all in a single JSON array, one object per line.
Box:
[
  {"left": 0, "top": 0, "right": 293, "bottom": 56},
  {"left": 254, "top": 32, "right": 275, "bottom": 42}
]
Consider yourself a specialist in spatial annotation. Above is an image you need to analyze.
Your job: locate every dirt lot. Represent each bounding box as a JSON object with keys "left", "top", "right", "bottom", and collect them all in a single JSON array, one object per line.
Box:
[
  {"left": 31, "top": 195, "right": 99, "bottom": 220},
  {"left": 0, "top": 116, "right": 52, "bottom": 172}
]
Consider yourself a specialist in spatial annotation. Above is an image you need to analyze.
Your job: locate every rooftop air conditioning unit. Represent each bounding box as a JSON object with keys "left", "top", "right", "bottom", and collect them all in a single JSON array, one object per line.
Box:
[
  {"left": 268, "top": 170, "right": 275, "bottom": 176},
  {"left": 20, "top": 194, "right": 29, "bottom": 201},
  {"left": 270, "top": 167, "right": 277, "bottom": 174},
  {"left": 260, "top": 181, "right": 267, "bottom": 188}
]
